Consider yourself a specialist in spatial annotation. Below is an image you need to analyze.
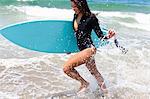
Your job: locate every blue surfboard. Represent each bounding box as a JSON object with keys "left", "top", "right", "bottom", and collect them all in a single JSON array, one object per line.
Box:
[{"left": 0, "top": 20, "right": 108, "bottom": 53}]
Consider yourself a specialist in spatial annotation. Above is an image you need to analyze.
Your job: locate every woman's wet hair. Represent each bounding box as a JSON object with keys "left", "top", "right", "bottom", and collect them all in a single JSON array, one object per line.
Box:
[{"left": 71, "top": 0, "right": 91, "bottom": 16}]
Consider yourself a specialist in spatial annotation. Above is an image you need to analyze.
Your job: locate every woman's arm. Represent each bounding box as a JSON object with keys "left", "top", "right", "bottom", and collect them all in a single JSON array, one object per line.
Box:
[
  {"left": 92, "top": 15, "right": 106, "bottom": 40},
  {"left": 92, "top": 15, "right": 115, "bottom": 40}
]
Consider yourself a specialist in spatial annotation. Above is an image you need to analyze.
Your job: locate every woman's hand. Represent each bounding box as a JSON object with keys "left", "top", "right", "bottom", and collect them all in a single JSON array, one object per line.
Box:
[{"left": 107, "top": 29, "right": 116, "bottom": 39}]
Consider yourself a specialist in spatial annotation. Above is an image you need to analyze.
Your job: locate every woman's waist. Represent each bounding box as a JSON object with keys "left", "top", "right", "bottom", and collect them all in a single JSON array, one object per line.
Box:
[{"left": 77, "top": 37, "right": 93, "bottom": 44}]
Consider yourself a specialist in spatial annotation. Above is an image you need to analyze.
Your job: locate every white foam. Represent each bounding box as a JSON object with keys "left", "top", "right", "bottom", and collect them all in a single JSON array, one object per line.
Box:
[
  {"left": 12, "top": 6, "right": 74, "bottom": 21},
  {"left": 119, "top": 22, "right": 150, "bottom": 32},
  {"left": 100, "top": 11, "right": 132, "bottom": 18},
  {"left": 100, "top": 11, "right": 150, "bottom": 32},
  {"left": 0, "top": 92, "right": 19, "bottom": 99},
  {"left": 119, "top": 13, "right": 150, "bottom": 32}
]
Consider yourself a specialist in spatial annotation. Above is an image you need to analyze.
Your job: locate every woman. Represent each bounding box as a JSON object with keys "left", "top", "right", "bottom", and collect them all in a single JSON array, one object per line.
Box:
[{"left": 63, "top": 0, "right": 115, "bottom": 93}]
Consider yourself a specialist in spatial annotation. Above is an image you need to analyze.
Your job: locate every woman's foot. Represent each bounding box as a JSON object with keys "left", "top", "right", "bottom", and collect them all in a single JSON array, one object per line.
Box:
[{"left": 78, "top": 82, "right": 90, "bottom": 93}]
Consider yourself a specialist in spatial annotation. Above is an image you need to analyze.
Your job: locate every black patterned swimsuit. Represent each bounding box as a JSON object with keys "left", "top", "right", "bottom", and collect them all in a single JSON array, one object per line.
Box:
[{"left": 73, "top": 13, "right": 106, "bottom": 51}]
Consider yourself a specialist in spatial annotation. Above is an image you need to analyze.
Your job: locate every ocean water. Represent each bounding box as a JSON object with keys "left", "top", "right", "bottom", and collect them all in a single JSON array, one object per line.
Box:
[{"left": 0, "top": 0, "right": 150, "bottom": 99}]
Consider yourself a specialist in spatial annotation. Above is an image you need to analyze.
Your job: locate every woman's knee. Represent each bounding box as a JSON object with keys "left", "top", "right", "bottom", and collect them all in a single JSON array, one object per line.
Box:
[
  {"left": 63, "top": 64, "right": 73, "bottom": 74},
  {"left": 63, "top": 67, "right": 69, "bottom": 74}
]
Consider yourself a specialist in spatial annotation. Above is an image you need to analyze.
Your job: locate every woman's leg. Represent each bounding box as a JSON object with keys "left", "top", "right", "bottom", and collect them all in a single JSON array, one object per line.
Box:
[
  {"left": 85, "top": 57, "right": 108, "bottom": 93},
  {"left": 63, "top": 47, "right": 96, "bottom": 91}
]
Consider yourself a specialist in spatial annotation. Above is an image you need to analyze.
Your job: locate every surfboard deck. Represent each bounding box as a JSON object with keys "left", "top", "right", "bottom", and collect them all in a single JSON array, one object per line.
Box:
[{"left": 0, "top": 20, "right": 109, "bottom": 53}]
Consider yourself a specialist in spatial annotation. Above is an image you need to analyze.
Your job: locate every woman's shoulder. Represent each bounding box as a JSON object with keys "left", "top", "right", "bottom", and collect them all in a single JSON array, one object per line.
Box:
[
  {"left": 84, "top": 13, "right": 96, "bottom": 18},
  {"left": 89, "top": 13, "right": 96, "bottom": 18},
  {"left": 89, "top": 13, "right": 98, "bottom": 21},
  {"left": 90, "top": 13, "right": 96, "bottom": 17}
]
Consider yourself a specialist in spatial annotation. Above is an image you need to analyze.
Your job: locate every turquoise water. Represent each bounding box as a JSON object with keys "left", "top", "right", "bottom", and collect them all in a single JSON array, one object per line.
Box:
[{"left": 0, "top": 0, "right": 150, "bottom": 13}]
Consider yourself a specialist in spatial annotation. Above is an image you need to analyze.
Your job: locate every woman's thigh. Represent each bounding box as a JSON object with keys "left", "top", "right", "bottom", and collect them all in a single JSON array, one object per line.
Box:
[{"left": 64, "top": 47, "right": 96, "bottom": 68}]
